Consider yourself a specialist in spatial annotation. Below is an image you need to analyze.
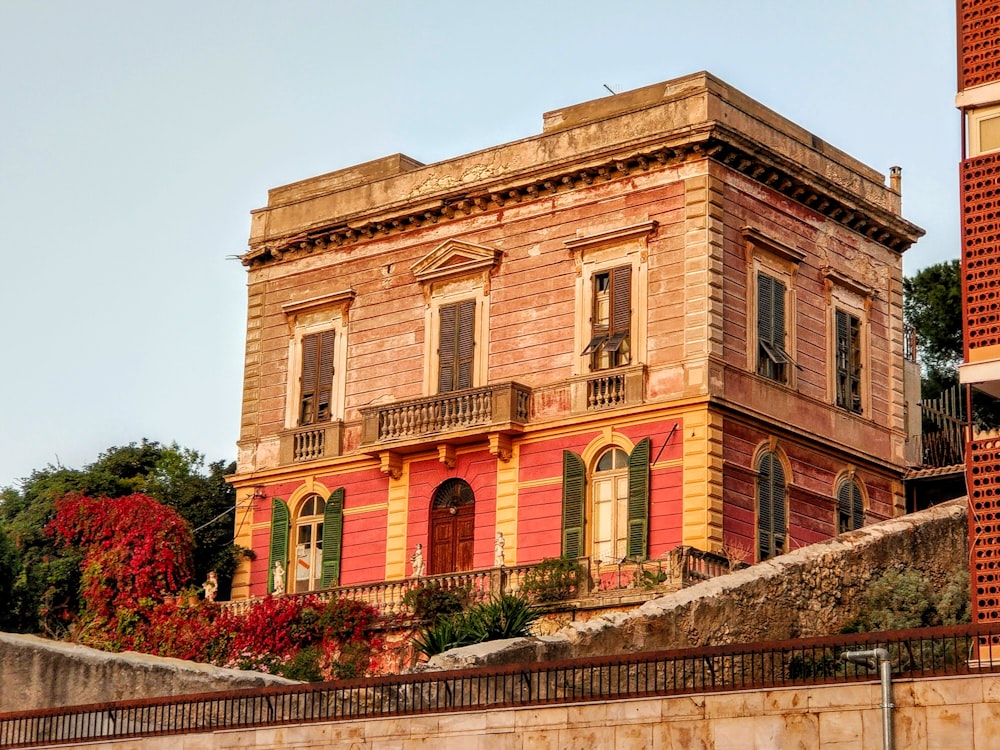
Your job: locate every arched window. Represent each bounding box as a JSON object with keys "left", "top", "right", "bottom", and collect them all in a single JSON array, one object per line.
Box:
[
  {"left": 836, "top": 478, "right": 865, "bottom": 533},
  {"left": 429, "top": 479, "right": 475, "bottom": 575},
  {"left": 757, "top": 451, "right": 786, "bottom": 561},
  {"left": 561, "top": 438, "right": 650, "bottom": 562},
  {"left": 592, "top": 448, "right": 630, "bottom": 563},
  {"left": 294, "top": 495, "right": 326, "bottom": 593},
  {"left": 267, "top": 489, "right": 344, "bottom": 594}
]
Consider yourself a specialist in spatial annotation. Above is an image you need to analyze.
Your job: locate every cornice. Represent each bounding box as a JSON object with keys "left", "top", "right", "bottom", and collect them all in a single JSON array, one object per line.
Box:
[{"left": 243, "top": 127, "right": 924, "bottom": 269}]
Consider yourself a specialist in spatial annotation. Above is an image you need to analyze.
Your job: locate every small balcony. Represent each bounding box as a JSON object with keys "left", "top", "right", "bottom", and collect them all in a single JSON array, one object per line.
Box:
[
  {"left": 360, "top": 382, "right": 531, "bottom": 448},
  {"left": 278, "top": 421, "right": 344, "bottom": 464},
  {"left": 567, "top": 364, "right": 645, "bottom": 413}
]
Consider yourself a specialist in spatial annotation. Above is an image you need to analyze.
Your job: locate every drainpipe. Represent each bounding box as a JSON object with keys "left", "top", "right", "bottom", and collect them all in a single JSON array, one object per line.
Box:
[{"left": 843, "top": 648, "right": 893, "bottom": 750}]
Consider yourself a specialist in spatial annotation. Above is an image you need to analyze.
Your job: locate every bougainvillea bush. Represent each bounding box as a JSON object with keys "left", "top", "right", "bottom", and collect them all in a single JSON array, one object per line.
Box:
[{"left": 47, "top": 493, "right": 195, "bottom": 617}]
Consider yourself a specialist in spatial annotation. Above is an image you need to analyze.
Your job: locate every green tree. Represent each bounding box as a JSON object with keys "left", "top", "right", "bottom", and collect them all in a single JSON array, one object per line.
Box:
[
  {"left": 903, "top": 259, "right": 963, "bottom": 397},
  {"left": 0, "top": 440, "right": 242, "bottom": 634}
]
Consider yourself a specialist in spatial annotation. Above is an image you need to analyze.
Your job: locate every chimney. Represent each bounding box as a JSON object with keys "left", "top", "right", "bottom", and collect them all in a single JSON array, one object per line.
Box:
[{"left": 889, "top": 165, "right": 902, "bottom": 194}]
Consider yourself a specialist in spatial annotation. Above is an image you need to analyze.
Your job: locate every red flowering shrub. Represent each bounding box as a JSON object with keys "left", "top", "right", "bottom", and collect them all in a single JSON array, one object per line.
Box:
[{"left": 47, "top": 493, "right": 194, "bottom": 619}]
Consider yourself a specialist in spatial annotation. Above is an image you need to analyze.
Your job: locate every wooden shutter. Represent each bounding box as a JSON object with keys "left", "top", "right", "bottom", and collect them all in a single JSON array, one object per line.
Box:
[
  {"left": 321, "top": 488, "right": 344, "bottom": 588},
  {"left": 562, "top": 450, "right": 586, "bottom": 559},
  {"left": 456, "top": 299, "right": 475, "bottom": 390},
  {"left": 316, "top": 329, "right": 335, "bottom": 422},
  {"left": 838, "top": 480, "right": 864, "bottom": 532},
  {"left": 268, "top": 498, "right": 290, "bottom": 593},
  {"left": 611, "top": 265, "right": 631, "bottom": 335},
  {"left": 772, "top": 278, "right": 786, "bottom": 349},
  {"left": 438, "top": 303, "right": 456, "bottom": 392},
  {"left": 626, "top": 437, "right": 651, "bottom": 559},
  {"left": 300, "top": 333, "right": 319, "bottom": 424},
  {"left": 758, "top": 273, "right": 773, "bottom": 345},
  {"left": 757, "top": 452, "right": 787, "bottom": 561}
]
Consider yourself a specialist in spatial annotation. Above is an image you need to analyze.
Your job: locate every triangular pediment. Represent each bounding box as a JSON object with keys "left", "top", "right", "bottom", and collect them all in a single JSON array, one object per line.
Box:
[{"left": 412, "top": 240, "right": 501, "bottom": 283}]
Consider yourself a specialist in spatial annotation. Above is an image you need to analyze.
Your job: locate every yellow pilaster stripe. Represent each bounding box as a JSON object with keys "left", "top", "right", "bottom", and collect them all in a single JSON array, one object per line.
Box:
[
  {"left": 384, "top": 463, "right": 410, "bottom": 581},
  {"left": 494, "top": 445, "right": 520, "bottom": 566},
  {"left": 681, "top": 406, "right": 724, "bottom": 552}
]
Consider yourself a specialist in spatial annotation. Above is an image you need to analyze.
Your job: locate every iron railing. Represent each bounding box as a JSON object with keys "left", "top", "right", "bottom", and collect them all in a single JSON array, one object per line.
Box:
[
  {"left": 920, "top": 384, "right": 965, "bottom": 467},
  {"left": 3, "top": 623, "right": 998, "bottom": 748}
]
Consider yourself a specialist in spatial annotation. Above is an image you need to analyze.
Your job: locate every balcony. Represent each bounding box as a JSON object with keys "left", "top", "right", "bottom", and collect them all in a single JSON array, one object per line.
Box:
[
  {"left": 360, "top": 382, "right": 531, "bottom": 449},
  {"left": 221, "top": 547, "right": 733, "bottom": 618},
  {"left": 566, "top": 364, "right": 645, "bottom": 413},
  {"left": 278, "top": 421, "right": 344, "bottom": 464}
]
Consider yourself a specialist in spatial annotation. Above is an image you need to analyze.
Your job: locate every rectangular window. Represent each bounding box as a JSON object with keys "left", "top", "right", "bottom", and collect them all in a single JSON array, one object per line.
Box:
[
  {"left": 582, "top": 265, "right": 631, "bottom": 370},
  {"left": 299, "top": 330, "right": 335, "bottom": 425},
  {"left": 835, "top": 309, "right": 862, "bottom": 413},
  {"left": 757, "top": 272, "right": 793, "bottom": 382},
  {"left": 438, "top": 299, "right": 476, "bottom": 393}
]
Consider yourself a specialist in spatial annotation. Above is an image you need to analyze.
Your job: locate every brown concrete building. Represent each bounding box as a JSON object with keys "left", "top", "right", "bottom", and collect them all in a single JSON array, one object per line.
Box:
[{"left": 227, "top": 72, "right": 923, "bottom": 602}]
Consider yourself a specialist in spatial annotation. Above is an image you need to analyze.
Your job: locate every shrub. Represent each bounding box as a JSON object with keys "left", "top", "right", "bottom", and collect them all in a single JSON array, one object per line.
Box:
[
  {"left": 402, "top": 583, "right": 469, "bottom": 622},
  {"left": 520, "top": 557, "right": 585, "bottom": 603},
  {"left": 845, "top": 567, "right": 971, "bottom": 633},
  {"left": 413, "top": 592, "right": 538, "bottom": 658}
]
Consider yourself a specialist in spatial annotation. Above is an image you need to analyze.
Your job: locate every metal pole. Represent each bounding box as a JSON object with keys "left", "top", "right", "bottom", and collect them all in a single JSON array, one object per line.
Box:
[{"left": 843, "top": 648, "right": 893, "bottom": 750}]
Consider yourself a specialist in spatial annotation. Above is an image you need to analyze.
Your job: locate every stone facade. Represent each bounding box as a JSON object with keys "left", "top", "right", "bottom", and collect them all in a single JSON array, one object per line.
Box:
[{"left": 227, "top": 72, "right": 924, "bottom": 602}]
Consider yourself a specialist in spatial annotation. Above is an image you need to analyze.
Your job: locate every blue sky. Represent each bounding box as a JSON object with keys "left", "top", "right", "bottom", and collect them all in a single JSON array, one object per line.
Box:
[{"left": 0, "top": 1, "right": 958, "bottom": 487}]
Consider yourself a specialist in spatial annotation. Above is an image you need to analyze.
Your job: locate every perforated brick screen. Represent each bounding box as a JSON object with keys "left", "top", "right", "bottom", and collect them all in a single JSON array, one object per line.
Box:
[
  {"left": 970, "top": 437, "right": 1000, "bottom": 623},
  {"left": 960, "top": 0, "right": 1000, "bottom": 90},
  {"left": 962, "top": 153, "right": 1000, "bottom": 355}
]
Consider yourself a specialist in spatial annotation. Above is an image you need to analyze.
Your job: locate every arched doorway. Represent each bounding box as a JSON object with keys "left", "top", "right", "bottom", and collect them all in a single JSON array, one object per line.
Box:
[{"left": 429, "top": 478, "right": 475, "bottom": 575}]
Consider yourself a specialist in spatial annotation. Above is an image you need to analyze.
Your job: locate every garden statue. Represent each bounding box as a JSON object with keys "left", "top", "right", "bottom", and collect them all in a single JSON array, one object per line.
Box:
[
  {"left": 494, "top": 531, "right": 505, "bottom": 568},
  {"left": 410, "top": 543, "right": 425, "bottom": 578},
  {"left": 202, "top": 570, "right": 218, "bottom": 602},
  {"left": 272, "top": 560, "right": 285, "bottom": 595}
]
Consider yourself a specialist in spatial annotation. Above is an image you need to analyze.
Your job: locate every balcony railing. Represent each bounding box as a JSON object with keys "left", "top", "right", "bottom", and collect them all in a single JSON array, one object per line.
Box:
[
  {"left": 567, "top": 364, "right": 645, "bottom": 413},
  {"left": 222, "top": 547, "right": 734, "bottom": 618},
  {"left": 361, "top": 382, "right": 530, "bottom": 446},
  {"left": 278, "top": 422, "right": 344, "bottom": 464}
]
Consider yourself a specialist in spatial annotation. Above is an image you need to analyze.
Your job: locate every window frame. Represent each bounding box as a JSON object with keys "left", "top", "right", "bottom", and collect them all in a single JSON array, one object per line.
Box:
[
  {"left": 282, "top": 291, "right": 353, "bottom": 429},
  {"left": 824, "top": 270, "right": 871, "bottom": 417},
  {"left": 755, "top": 447, "right": 788, "bottom": 562},
  {"left": 835, "top": 475, "right": 866, "bottom": 534},
  {"left": 744, "top": 228, "right": 802, "bottom": 388},
  {"left": 566, "top": 222, "right": 653, "bottom": 377}
]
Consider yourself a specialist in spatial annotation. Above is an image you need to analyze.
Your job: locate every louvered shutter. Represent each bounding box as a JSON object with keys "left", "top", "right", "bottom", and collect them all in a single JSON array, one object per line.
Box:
[
  {"left": 438, "top": 303, "right": 457, "bottom": 393},
  {"left": 758, "top": 273, "right": 773, "bottom": 346},
  {"left": 772, "top": 458, "right": 786, "bottom": 555},
  {"left": 562, "top": 450, "right": 586, "bottom": 559},
  {"left": 773, "top": 278, "right": 786, "bottom": 349},
  {"left": 611, "top": 265, "right": 631, "bottom": 336},
  {"left": 757, "top": 453, "right": 785, "bottom": 561},
  {"left": 456, "top": 299, "right": 475, "bottom": 390},
  {"left": 268, "top": 498, "right": 290, "bottom": 593},
  {"left": 316, "top": 329, "right": 335, "bottom": 422},
  {"left": 836, "top": 310, "right": 849, "bottom": 407},
  {"left": 300, "top": 333, "right": 319, "bottom": 424},
  {"left": 321, "top": 488, "right": 344, "bottom": 588},
  {"left": 838, "top": 480, "right": 864, "bottom": 532},
  {"left": 626, "top": 437, "right": 651, "bottom": 559}
]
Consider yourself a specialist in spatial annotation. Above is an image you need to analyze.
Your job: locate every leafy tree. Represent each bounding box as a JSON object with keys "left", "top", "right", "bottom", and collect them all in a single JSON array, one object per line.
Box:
[
  {"left": 903, "top": 259, "right": 962, "bottom": 397},
  {"left": 0, "top": 440, "right": 241, "bottom": 634}
]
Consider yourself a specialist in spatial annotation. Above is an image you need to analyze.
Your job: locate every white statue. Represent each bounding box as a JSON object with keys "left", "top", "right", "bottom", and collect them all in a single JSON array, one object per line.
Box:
[
  {"left": 410, "top": 543, "right": 425, "bottom": 578},
  {"left": 494, "top": 531, "right": 505, "bottom": 568},
  {"left": 272, "top": 560, "right": 285, "bottom": 595},
  {"left": 202, "top": 571, "right": 218, "bottom": 603}
]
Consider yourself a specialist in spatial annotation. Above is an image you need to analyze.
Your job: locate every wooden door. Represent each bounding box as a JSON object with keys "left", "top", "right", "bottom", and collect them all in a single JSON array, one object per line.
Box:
[{"left": 429, "top": 503, "right": 475, "bottom": 575}]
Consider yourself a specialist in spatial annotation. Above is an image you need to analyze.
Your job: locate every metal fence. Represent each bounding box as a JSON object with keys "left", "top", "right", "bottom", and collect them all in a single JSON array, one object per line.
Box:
[{"left": 2, "top": 623, "right": 998, "bottom": 748}]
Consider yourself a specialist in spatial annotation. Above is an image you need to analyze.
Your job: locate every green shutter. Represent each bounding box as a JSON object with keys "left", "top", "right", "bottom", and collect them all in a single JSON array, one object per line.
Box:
[
  {"left": 627, "top": 437, "right": 651, "bottom": 559},
  {"left": 268, "top": 498, "right": 290, "bottom": 593},
  {"left": 321, "top": 488, "right": 344, "bottom": 588},
  {"left": 561, "top": 450, "right": 586, "bottom": 558}
]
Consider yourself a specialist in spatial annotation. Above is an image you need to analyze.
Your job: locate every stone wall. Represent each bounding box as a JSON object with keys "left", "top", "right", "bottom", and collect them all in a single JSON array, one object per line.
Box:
[
  {"left": 427, "top": 498, "right": 969, "bottom": 670},
  {"left": 0, "top": 633, "right": 296, "bottom": 713},
  {"left": 28, "top": 673, "right": 1000, "bottom": 750}
]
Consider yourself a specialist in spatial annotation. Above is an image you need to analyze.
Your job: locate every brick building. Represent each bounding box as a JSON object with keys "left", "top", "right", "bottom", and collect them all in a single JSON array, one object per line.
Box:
[
  {"left": 227, "top": 72, "right": 923, "bottom": 600},
  {"left": 957, "top": 2, "right": 1000, "bottom": 629}
]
